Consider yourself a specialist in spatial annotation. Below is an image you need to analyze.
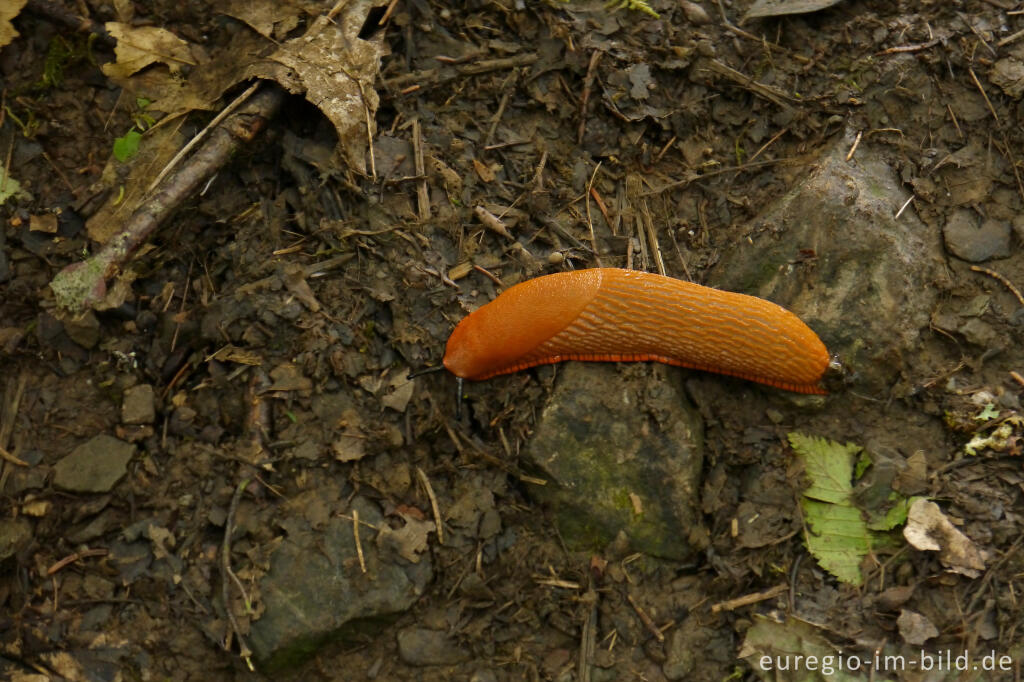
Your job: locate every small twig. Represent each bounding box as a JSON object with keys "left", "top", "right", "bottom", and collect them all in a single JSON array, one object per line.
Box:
[
  {"left": 968, "top": 67, "right": 1000, "bottom": 127},
  {"left": 748, "top": 127, "right": 787, "bottom": 163},
  {"left": 533, "top": 150, "right": 548, "bottom": 191},
  {"left": 700, "top": 59, "right": 795, "bottom": 111},
  {"left": 0, "top": 444, "right": 27, "bottom": 467},
  {"left": 894, "top": 194, "right": 915, "bottom": 219},
  {"left": 997, "top": 27, "right": 1024, "bottom": 47},
  {"left": 412, "top": 119, "right": 430, "bottom": 221},
  {"left": 352, "top": 507, "right": 366, "bottom": 573},
  {"left": 643, "top": 157, "right": 796, "bottom": 196},
  {"left": 970, "top": 265, "right": 1024, "bottom": 306},
  {"left": 711, "top": 583, "right": 788, "bottom": 613},
  {"left": 147, "top": 81, "right": 261, "bottom": 193},
  {"left": 578, "top": 589, "right": 598, "bottom": 682},
  {"left": 222, "top": 478, "right": 254, "bottom": 670},
  {"left": 845, "top": 130, "right": 863, "bottom": 161},
  {"left": 876, "top": 39, "right": 940, "bottom": 55},
  {"left": 50, "top": 84, "right": 286, "bottom": 312},
  {"left": 713, "top": 0, "right": 811, "bottom": 63},
  {"left": 416, "top": 466, "right": 444, "bottom": 545},
  {"left": 578, "top": 50, "right": 603, "bottom": 145},
  {"left": 626, "top": 593, "right": 664, "bottom": 642},
  {"left": 46, "top": 548, "right": 108, "bottom": 575},
  {"left": 483, "top": 85, "right": 512, "bottom": 149},
  {"left": 585, "top": 162, "right": 603, "bottom": 267},
  {"left": 385, "top": 54, "right": 539, "bottom": 90}
]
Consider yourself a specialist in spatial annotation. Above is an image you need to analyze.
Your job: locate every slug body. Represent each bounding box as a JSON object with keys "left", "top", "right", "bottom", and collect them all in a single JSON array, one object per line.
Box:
[{"left": 442, "top": 268, "right": 830, "bottom": 394}]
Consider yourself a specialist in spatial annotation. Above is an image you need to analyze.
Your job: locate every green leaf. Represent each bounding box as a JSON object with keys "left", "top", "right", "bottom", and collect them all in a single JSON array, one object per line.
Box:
[
  {"left": 975, "top": 403, "right": 999, "bottom": 421},
  {"left": 789, "top": 433, "right": 869, "bottom": 585},
  {"left": 0, "top": 168, "right": 24, "bottom": 205},
  {"left": 867, "top": 494, "right": 920, "bottom": 531},
  {"left": 789, "top": 433, "right": 861, "bottom": 504},
  {"left": 113, "top": 129, "right": 142, "bottom": 162}
]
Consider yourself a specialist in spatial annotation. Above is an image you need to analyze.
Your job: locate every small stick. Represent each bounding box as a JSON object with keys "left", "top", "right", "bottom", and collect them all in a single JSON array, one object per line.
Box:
[
  {"left": 710, "top": 583, "right": 788, "bottom": 613},
  {"left": 578, "top": 589, "right": 598, "bottom": 682},
  {"left": 0, "top": 444, "right": 27, "bottom": 467},
  {"left": 50, "top": 84, "right": 285, "bottom": 312},
  {"left": 970, "top": 265, "right": 1024, "bottom": 306},
  {"left": 385, "top": 54, "right": 539, "bottom": 90},
  {"left": 1010, "top": 371, "right": 1024, "bottom": 388},
  {"left": 474, "top": 206, "right": 512, "bottom": 239},
  {"left": 533, "top": 150, "right": 548, "bottom": 190},
  {"left": 968, "top": 67, "right": 1001, "bottom": 126},
  {"left": 585, "top": 162, "right": 603, "bottom": 267},
  {"left": 894, "top": 195, "right": 915, "bottom": 219},
  {"left": 713, "top": 0, "right": 811, "bottom": 63},
  {"left": 845, "top": 130, "right": 863, "bottom": 161},
  {"left": 412, "top": 119, "right": 430, "bottom": 221},
  {"left": 654, "top": 135, "right": 677, "bottom": 163},
  {"left": 946, "top": 104, "right": 963, "bottom": 139},
  {"left": 578, "top": 50, "right": 603, "bottom": 144},
  {"left": 626, "top": 593, "right": 664, "bottom": 642},
  {"left": 748, "top": 127, "right": 787, "bottom": 163},
  {"left": 589, "top": 187, "right": 612, "bottom": 229},
  {"left": 147, "top": 81, "right": 261, "bottom": 193},
  {"left": 222, "top": 478, "right": 254, "bottom": 671},
  {"left": 483, "top": 88, "right": 511, "bottom": 149},
  {"left": 352, "top": 508, "right": 366, "bottom": 573},
  {"left": 46, "top": 548, "right": 108, "bottom": 575},
  {"left": 416, "top": 466, "right": 444, "bottom": 545},
  {"left": 876, "top": 39, "right": 940, "bottom": 55},
  {"left": 997, "top": 28, "right": 1024, "bottom": 47}
]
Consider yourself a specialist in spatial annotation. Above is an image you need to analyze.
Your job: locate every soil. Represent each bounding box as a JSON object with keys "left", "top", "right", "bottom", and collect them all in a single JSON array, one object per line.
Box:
[{"left": 2, "top": 0, "right": 1024, "bottom": 680}]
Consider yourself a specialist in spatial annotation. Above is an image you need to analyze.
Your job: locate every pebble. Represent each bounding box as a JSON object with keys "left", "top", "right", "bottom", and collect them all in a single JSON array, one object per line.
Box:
[
  {"left": 122, "top": 384, "right": 156, "bottom": 425},
  {"left": 53, "top": 434, "right": 135, "bottom": 493},
  {"left": 64, "top": 311, "right": 101, "bottom": 349},
  {"left": 943, "top": 209, "right": 1011, "bottom": 262}
]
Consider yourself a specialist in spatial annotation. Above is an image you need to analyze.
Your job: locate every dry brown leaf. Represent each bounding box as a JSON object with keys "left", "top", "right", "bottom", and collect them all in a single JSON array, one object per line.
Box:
[
  {"left": 242, "top": 0, "right": 387, "bottom": 172},
  {"left": 221, "top": 0, "right": 310, "bottom": 40},
  {"left": 102, "top": 23, "right": 199, "bottom": 80},
  {"left": 0, "top": 0, "right": 28, "bottom": 49},
  {"left": 381, "top": 370, "right": 414, "bottom": 412},
  {"left": 377, "top": 512, "right": 435, "bottom": 563},
  {"left": 903, "top": 498, "right": 987, "bottom": 578}
]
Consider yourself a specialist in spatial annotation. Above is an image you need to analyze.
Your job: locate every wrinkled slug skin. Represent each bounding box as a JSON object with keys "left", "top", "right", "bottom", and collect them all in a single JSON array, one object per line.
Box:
[{"left": 443, "top": 268, "right": 830, "bottom": 394}]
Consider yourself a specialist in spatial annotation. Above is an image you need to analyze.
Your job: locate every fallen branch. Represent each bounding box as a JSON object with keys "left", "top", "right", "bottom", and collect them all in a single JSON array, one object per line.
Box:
[{"left": 49, "top": 82, "right": 286, "bottom": 313}]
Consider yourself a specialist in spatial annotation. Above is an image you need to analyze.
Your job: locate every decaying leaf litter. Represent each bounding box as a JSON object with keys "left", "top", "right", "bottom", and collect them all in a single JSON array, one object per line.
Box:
[{"left": 2, "top": 0, "right": 1024, "bottom": 679}]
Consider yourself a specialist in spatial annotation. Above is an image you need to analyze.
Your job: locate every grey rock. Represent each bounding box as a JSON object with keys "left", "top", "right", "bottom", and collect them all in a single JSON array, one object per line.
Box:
[
  {"left": 64, "top": 311, "right": 101, "bottom": 349},
  {"left": 121, "top": 384, "right": 156, "bottom": 425},
  {"left": 0, "top": 518, "right": 32, "bottom": 561},
  {"left": 396, "top": 627, "right": 470, "bottom": 666},
  {"left": 249, "top": 495, "right": 432, "bottom": 671},
  {"left": 710, "top": 128, "right": 944, "bottom": 395},
  {"left": 524, "top": 363, "right": 703, "bottom": 560},
  {"left": 53, "top": 435, "right": 135, "bottom": 493},
  {"left": 943, "top": 210, "right": 1011, "bottom": 262}
]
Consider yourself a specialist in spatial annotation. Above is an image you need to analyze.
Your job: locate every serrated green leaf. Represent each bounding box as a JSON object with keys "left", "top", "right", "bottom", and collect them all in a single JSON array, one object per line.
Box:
[
  {"left": 789, "top": 432, "right": 869, "bottom": 585},
  {"left": 801, "top": 499, "right": 870, "bottom": 585},
  {"left": 788, "top": 432, "right": 862, "bottom": 504},
  {"left": 113, "top": 129, "right": 142, "bottom": 162}
]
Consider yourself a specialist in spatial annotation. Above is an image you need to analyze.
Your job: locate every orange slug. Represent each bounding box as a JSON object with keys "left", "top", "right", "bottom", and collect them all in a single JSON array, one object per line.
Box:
[{"left": 442, "top": 268, "right": 830, "bottom": 394}]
